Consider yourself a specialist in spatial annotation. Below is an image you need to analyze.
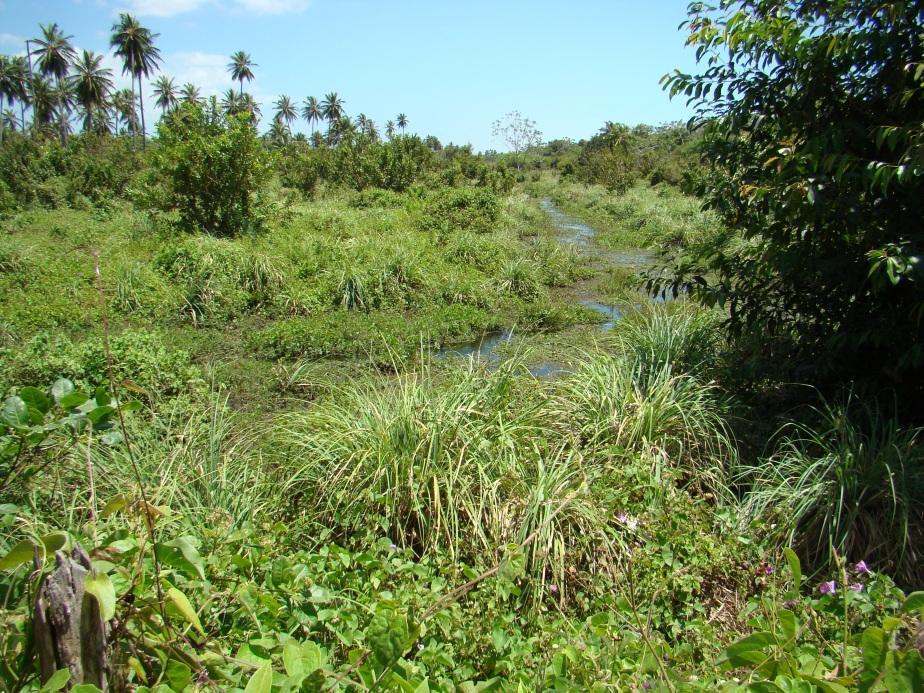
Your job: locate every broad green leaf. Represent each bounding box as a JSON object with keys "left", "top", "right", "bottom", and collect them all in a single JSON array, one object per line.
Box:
[
  {"left": 0, "top": 539, "right": 36, "bottom": 570},
  {"left": 41, "top": 532, "right": 68, "bottom": 554},
  {"left": 40, "top": 668, "right": 70, "bottom": 692},
  {"left": 243, "top": 661, "right": 273, "bottom": 693},
  {"left": 783, "top": 548, "right": 801, "bottom": 591},
  {"left": 724, "top": 631, "right": 775, "bottom": 668},
  {"left": 20, "top": 387, "right": 52, "bottom": 414},
  {"left": 100, "top": 495, "right": 129, "bottom": 518},
  {"left": 2, "top": 396, "right": 28, "bottom": 427},
  {"left": 84, "top": 571, "right": 116, "bottom": 621},
  {"left": 51, "top": 379, "right": 75, "bottom": 403},
  {"left": 901, "top": 591, "right": 924, "bottom": 616},
  {"left": 58, "top": 391, "right": 90, "bottom": 409},
  {"left": 156, "top": 536, "right": 205, "bottom": 580},
  {"left": 283, "top": 641, "right": 304, "bottom": 677},
  {"left": 71, "top": 686, "right": 103, "bottom": 693},
  {"left": 167, "top": 587, "right": 204, "bottom": 635},
  {"left": 165, "top": 660, "right": 192, "bottom": 692}
]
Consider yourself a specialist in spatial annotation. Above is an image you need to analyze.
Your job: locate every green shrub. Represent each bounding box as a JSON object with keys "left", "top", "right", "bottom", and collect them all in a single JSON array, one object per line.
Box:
[
  {"left": 148, "top": 102, "right": 271, "bottom": 237},
  {"left": 277, "top": 140, "right": 320, "bottom": 197},
  {"left": 419, "top": 186, "right": 499, "bottom": 233}
]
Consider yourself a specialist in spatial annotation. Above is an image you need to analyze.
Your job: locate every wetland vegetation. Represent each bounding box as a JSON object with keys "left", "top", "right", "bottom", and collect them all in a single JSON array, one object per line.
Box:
[{"left": 0, "top": 1, "right": 922, "bottom": 690}]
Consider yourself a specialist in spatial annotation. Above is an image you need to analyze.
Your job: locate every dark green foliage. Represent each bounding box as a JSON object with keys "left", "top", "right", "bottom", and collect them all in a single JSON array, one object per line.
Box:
[
  {"left": 659, "top": 0, "right": 924, "bottom": 391},
  {"left": 275, "top": 140, "right": 320, "bottom": 197},
  {"left": 148, "top": 102, "right": 271, "bottom": 236},
  {"left": 419, "top": 186, "right": 499, "bottom": 233}
]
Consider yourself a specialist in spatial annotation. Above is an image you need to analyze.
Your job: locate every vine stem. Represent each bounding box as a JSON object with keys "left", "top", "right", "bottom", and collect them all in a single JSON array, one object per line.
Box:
[{"left": 92, "top": 250, "right": 169, "bottom": 629}]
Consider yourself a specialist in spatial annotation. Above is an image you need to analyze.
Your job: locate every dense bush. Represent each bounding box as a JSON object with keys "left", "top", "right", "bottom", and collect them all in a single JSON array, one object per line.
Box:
[
  {"left": 661, "top": 0, "right": 924, "bottom": 394},
  {"left": 148, "top": 102, "right": 271, "bottom": 237},
  {"left": 419, "top": 186, "right": 500, "bottom": 233}
]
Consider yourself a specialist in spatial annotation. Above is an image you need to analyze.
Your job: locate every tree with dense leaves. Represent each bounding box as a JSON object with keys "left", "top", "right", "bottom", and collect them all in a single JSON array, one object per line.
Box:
[
  {"left": 228, "top": 51, "right": 255, "bottom": 96},
  {"left": 70, "top": 50, "right": 113, "bottom": 134},
  {"left": 152, "top": 75, "right": 178, "bottom": 115},
  {"left": 111, "top": 88, "right": 138, "bottom": 135},
  {"left": 658, "top": 0, "right": 924, "bottom": 394},
  {"left": 110, "top": 13, "right": 161, "bottom": 148},
  {"left": 31, "top": 23, "right": 76, "bottom": 144}
]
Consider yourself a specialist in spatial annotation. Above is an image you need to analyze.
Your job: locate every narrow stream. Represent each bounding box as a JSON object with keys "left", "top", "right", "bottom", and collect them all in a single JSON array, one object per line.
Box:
[{"left": 437, "top": 198, "right": 656, "bottom": 367}]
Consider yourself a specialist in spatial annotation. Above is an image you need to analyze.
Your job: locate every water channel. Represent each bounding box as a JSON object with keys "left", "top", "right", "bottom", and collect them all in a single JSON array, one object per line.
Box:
[{"left": 437, "top": 198, "right": 659, "bottom": 371}]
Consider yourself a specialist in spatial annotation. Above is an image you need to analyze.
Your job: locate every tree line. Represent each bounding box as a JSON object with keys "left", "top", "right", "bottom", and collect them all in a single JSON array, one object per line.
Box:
[{"left": 0, "top": 14, "right": 412, "bottom": 149}]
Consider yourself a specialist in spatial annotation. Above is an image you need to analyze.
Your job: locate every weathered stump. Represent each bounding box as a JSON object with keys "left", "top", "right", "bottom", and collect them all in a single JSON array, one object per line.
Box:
[{"left": 33, "top": 544, "right": 109, "bottom": 690}]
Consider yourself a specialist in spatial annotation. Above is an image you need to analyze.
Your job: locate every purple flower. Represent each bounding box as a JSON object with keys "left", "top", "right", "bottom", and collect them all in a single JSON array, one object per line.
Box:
[
  {"left": 642, "top": 682, "right": 652, "bottom": 691},
  {"left": 819, "top": 580, "right": 837, "bottom": 595},
  {"left": 616, "top": 511, "right": 628, "bottom": 523},
  {"left": 855, "top": 560, "right": 870, "bottom": 575},
  {"left": 761, "top": 563, "right": 773, "bottom": 575},
  {"left": 389, "top": 543, "right": 398, "bottom": 551},
  {"left": 848, "top": 583, "right": 864, "bottom": 592},
  {"left": 549, "top": 584, "right": 559, "bottom": 594}
]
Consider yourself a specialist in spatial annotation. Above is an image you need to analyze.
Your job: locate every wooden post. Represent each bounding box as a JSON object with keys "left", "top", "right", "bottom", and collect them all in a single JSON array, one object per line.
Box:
[{"left": 33, "top": 544, "right": 109, "bottom": 690}]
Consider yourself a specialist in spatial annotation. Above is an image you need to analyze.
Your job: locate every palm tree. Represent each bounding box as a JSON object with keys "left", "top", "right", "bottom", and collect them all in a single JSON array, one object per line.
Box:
[
  {"left": 274, "top": 94, "right": 297, "bottom": 134},
  {"left": 1, "top": 109, "right": 17, "bottom": 133},
  {"left": 70, "top": 50, "right": 113, "bottom": 134},
  {"left": 110, "top": 13, "right": 161, "bottom": 148},
  {"left": 9, "top": 57, "right": 30, "bottom": 130},
  {"left": 320, "top": 92, "right": 344, "bottom": 136},
  {"left": 221, "top": 88, "right": 241, "bottom": 115},
  {"left": 152, "top": 75, "right": 177, "bottom": 116},
  {"left": 302, "top": 95, "right": 321, "bottom": 134},
  {"left": 239, "top": 92, "right": 261, "bottom": 125},
  {"left": 111, "top": 88, "right": 137, "bottom": 135},
  {"left": 31, "top": 23, "right": 77, "bottom": 144},
  {"left": 267, "top": 118, "right": 287, "bottom": 147},
  {"left": 310, "top": 130, "right": 324, "bottom": 148},
  {"left": 29, "top": 75, "right": 57, "bottom": 128},
  {"left": 365, "top": 119, "right": 379, "bottom": 142},
  {"left": 0, "top": 56, "right": 29, "bottom": 140},
  {"left": 396, "top": 113, "right": 408, "bottom": 133},
  {"left": 180, "top": 82, "right": 201, "bottom": 105},
  {"left": 227, "top": 51, "right": 255, "bottom": 96},
  {"left": 385, "top": 120, "right": 395, "bottom": 140}
]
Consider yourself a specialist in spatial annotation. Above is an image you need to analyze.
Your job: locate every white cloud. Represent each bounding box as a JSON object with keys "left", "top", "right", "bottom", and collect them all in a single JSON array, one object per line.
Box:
[
  {"left": 160, "top": 51, "right": 229, "bottom": 96},
  {"left": 112, "top": 0, "right": 309, "bottom": 17},
  {"left": 0, "top": 32, "right": 26, "bottom": 48}
]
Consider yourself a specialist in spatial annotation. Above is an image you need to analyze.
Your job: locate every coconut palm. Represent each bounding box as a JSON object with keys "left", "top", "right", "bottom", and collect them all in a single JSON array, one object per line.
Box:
[
  {"left": 365, "top": 119, "right": 379, "bottom": 142},
  {"left": 302, "top": 95, "right": 321, "bottom": 134},
  {"left": 111, "top": 88, "right": 138, "bottom": 135},
  {"left": 310, "top": 130, "right": 324, "bottom": 148},
  {"left": 396, "top": 113, "right": 408, "bottom": 133},
  {"left": 152, "top": 75, "right": 177, "bottom": 115},
  {"left": 1, "top": 108, "right": 17, "bottom": 133},
  {"left": 274, "top": 94, "right": 297, "bottom": 133},
  {"left": 180, "top": 82, "right": 201, "bottom": 105},
  {"left": 227, "top": 51, "right": 255, "bottom": 96},
  {"left": 31, "top": 23, "right": 77, "bottom": 144},
  {"left": 239, "top": 92, "right": 261, "bottom": 125},
  {"left": 320, "top": 92, "right": 344, "bottom": 135},
  {"left": 385, "top": 120, "right": 395, "bottom": 140},
  {"left": 221, "top": 88, "right": 241, "bottom": 115},
  {"left": 9, "top": 57, "right": 30, "bottom": 130},
  {"left": 110, "top": 13, "right": 161, "bottom": 148},
  {"left": 70, "top": 50, "right": 113, "bottom": 134},
  {"left": 0, "top": 56, "right": 29, "bottom": 139},
  {"left": 29, "top": 75, "right": 57, "bottom": 129}
]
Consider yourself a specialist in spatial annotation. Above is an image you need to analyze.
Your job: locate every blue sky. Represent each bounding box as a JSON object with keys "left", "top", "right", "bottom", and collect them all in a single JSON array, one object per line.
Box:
[{"left": 0, "top": 0, "right": 699, "bottom": 150}]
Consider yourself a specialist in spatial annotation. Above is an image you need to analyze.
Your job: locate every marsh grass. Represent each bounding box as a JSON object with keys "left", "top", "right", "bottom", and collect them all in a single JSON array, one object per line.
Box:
[{"left": 736, "top": 398, "right": 924, "bottom": 585}]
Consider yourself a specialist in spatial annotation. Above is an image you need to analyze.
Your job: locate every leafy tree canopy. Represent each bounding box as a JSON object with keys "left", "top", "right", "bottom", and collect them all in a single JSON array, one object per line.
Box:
[{"left": 658, "top": 0, "right": 924, "bottom": 393}]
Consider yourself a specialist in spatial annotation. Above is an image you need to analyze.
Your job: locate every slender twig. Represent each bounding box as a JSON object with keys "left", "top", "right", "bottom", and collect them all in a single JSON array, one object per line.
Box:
[{"left": 92, "top": 249, "right": 169, "bottom": 628}]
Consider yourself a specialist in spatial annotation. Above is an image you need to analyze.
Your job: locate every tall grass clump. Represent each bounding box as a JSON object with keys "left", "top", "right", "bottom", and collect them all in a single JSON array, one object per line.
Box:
[
  {"left": 557, "top": 353, "right": 732, "bottom": 494},
  {"left": 278, "top": 360, "right": 544, "bottom": 561},
  {"left": 612, "top": 304, "right": 722, "bottom": 376},
  {"left": 736, "top": 399, "right": 924, "bottom": 586}
]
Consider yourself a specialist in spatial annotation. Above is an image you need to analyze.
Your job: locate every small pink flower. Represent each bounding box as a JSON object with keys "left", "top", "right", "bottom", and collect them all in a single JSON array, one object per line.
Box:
[
  {"left": 854, "top": 560, "right": 871, "bottom": 575},
  {"left": 549, "top": 584, "right": 559, "bottom": 594},
  {"left": 616, "top": 511, "right": 628, "bottom": 523},
  {"left": 848, "top": 583, "right": 864, "bottom": 592},
  {"left": 819, "top": 580, "right": 837, "bottom": 595}
]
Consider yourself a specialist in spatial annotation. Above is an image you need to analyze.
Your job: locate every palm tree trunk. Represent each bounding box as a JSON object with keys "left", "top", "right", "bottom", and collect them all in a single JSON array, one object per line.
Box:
[
  {"left": 20, "top": 102, "right": 26, "bottom": 131},
  {"left": 129, "top": 55, "right": 136, "bottom": 148},
  {"left": 56, "top": 75, "right": 67, "bottom": 146},
  {"left": 139, "top": 76, "right": 147, "bottom": 150}
]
